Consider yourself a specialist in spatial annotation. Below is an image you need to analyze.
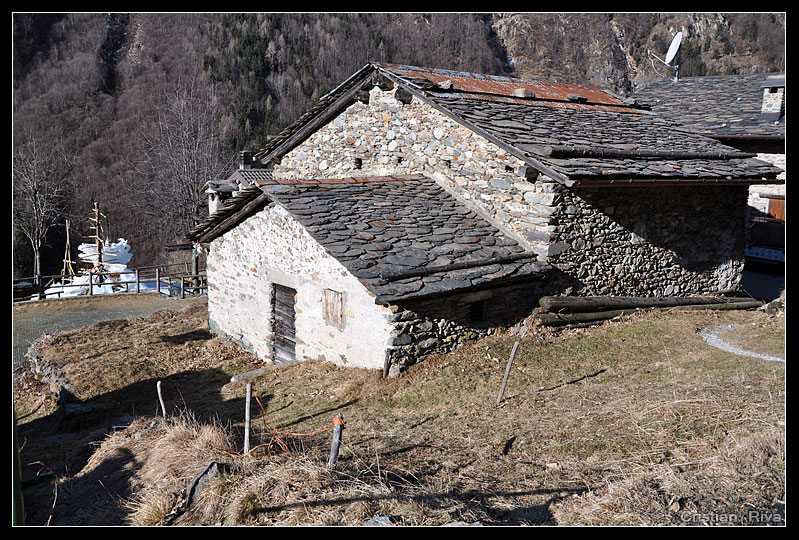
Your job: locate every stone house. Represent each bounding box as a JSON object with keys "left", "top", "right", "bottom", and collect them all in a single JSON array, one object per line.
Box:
[
  {"left": 633, "top": 73, "right": 786, "bottom": 264},
  {"left": 187, "top": 63, "right": 782, "bottom": 372}
]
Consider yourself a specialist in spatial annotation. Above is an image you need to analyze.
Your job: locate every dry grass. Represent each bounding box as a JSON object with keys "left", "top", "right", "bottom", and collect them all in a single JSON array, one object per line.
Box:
[{"left": 14, "top": 301, "right": 785, "bottom": 526}]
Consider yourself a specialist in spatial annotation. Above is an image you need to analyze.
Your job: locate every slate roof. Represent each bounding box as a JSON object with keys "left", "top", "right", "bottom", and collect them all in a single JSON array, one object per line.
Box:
[
  {"left": 187, "top": 64, "right": 783, "bottom": 301},
  {"left": 632, "top": 73, "right": 786, "bottom": 141},
  {"left": 252, "top": 63, "right": 783, "bottom": 186},
  {"left": 437, "top": 95, "right": 779, "bottom": 184},
  {"left": 189, "top": 174, "right": 547, "bottom": 304},
  {"left": 267, "top": 174, "right": 546, "bottom": 303}
]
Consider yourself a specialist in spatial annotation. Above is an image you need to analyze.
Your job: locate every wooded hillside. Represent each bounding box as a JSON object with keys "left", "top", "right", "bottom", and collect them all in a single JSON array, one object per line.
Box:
[{"left": 12, "top": 13, "right": 785, "bottom": 279}]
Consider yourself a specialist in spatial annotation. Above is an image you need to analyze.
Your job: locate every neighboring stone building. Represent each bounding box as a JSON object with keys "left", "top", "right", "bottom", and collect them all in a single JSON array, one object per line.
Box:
[
  {"left": 633, "top": 73, "right": 786, "bottom": 264},
  {"left": 188, "top": 63, "right": 782, "bottom": 372}
]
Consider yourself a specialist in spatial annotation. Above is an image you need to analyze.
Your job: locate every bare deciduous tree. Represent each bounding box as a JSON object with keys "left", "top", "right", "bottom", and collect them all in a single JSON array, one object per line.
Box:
[
  {"left": 136, "top": 81, "right": 232, "bottom": 244},
  {"left": 13, "top": 133, "right": 74, "bottom": 296}
]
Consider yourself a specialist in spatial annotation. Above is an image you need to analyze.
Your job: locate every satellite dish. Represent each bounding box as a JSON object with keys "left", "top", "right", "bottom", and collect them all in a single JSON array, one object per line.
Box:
[
  {"left": 648, "top": 31, "right": 683, "bottom": 81},
  {"left": 665, "top": 32, "right": 683, "bottom": 65}
]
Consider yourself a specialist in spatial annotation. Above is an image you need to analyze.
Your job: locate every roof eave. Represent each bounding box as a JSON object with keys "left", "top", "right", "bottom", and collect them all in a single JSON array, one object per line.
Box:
[
  {"left": 187, "top": 188, "right": 270, "bottom": 244},
  {"left": 373, "top": 270, "right": 548, "bottom": 306},
  {"left": 571, "top": 176, "right": 783, "bottom": 187}
]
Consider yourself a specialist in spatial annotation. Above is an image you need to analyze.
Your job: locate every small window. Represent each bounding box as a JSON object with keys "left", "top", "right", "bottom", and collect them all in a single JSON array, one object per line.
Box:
[
  {"left": 469, "top": 300, "right": 486, "bottom": 324},
  {"left": 323, "top": 289, "right": 345, "bottom": 326}
]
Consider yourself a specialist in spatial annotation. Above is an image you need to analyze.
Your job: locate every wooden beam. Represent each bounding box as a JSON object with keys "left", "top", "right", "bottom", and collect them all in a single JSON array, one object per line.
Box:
[
  {"left": 539, "top": 295, "right": 759, "bottom": 313},
  {"left": 535, "top": 300, "right": 764, "bottom": 326}
]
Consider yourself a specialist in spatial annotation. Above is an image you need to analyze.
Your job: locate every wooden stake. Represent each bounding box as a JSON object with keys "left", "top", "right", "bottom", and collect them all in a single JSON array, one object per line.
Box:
[
  {"left": 328, "top": 413, "right": 345, "bottom": 470},
  {"left": 243, "top": 383, "right": 252, "bottom": 454},
  {"left": 157, "top": 380, "right": 166, "bottom": 417},
  {"left": 497, "top": 341, "right": 520, "bottom": 406},
  {"left": 90, "top": 202, "right": 105, "bottom": 270},
  {"left": 382, "top": 350, "right": 391, "bottom": 378}
]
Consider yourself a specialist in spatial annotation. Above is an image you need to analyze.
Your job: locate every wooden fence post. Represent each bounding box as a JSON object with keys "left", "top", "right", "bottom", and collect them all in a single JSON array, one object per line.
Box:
[
  {"left": 244, "top": 383, "right": 252, "bottom": 454},
  {"left": 136, "top": 269, "right": 140, "bottom": 294},
  {"left": 155, "top": 268, "right": 160, "bottom": 295},
  {"left": 328, "top": 414, "right": 345, "bottom": 470},
  {"left": 88, "top": 270, "right": 93, "bottom": 296},
  {"left": 497, "top": 341, "right": 520, "bottom": 406}
]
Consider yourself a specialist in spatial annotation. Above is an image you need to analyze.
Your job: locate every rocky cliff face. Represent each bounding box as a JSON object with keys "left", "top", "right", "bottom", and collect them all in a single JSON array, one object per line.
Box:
[{"left": 490, "top": 13, "right": 785, "bottom": 94}]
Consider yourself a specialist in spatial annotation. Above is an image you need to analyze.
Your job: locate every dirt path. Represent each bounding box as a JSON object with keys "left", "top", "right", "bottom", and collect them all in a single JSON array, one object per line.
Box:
[{"left": 12, "top": 294, "right": 207, "bottom": 367}]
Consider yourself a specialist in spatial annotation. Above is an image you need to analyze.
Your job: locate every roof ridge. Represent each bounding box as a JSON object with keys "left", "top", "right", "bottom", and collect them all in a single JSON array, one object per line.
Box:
[{"left": 255, "top": 173, "right": 428, "bottom": 187}]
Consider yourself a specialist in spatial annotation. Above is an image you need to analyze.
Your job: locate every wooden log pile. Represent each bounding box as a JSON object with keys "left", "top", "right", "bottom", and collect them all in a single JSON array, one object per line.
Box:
[{"left": 534, "top": 294, "right": 764, "bottom": 326}]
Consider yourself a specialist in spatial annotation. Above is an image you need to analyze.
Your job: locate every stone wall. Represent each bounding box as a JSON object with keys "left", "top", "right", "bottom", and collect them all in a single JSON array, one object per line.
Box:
[
  {"left": 207, "top": 203, "right": 395, "bottom": 369},
  {"left": 273, "top": 87, "right": 538, "bottom": 250},
  {"left": 385, "top": 279, "right": 549, "bottom": 376},
  {"left": 272, "top": 86, "right": 752, "bottom": 297},
  {"left": 749, "top": 152, "right": 785, "bottom": 216},
  {"left": 546, "top": 184, "right": 750, "bottom": 296},
  {"left": 761, "top": 87, "right": 785, "bottom": 117}
]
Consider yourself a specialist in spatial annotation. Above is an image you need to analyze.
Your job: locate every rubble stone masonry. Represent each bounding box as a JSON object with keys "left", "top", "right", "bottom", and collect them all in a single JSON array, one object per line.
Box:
[{"left": 272, "top": 86, "right": 749, "bottom": 298}]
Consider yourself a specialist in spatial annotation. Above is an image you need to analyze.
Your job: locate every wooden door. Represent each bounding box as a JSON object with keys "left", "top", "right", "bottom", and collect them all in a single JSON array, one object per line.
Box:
[{"left": 272, "top": 284, "right": 296, "bottom": 363}]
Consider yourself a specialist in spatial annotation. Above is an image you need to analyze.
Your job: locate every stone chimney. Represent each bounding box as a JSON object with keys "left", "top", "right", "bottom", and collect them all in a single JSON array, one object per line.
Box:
[
  {"left": 760, "top": 75, "right": 785, "bottom": 122},
  {"left": 239, "top": 150, "right": 254, "bottom": 170}
]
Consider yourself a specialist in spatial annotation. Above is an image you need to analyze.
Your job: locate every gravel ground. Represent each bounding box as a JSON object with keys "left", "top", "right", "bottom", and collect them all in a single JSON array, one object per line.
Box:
[{"left": 12, "top": 293, "right": 207, "bottom": 367}]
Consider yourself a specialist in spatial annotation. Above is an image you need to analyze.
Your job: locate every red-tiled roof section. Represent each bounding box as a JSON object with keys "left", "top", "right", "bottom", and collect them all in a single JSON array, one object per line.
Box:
[{"left": 379, "top": 63, "right": 641, "bottom": 113}]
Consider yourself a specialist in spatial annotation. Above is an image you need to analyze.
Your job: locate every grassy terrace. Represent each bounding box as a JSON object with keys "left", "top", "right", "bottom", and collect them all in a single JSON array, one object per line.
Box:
[{"left": 14, "top": 301, "right": 785, "bottom": 526}]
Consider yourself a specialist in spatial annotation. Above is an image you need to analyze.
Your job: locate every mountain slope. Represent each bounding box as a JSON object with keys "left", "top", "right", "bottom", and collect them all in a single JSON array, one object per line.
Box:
[{"left": 12, "top": 13, "right": 785, "bottom": 277}]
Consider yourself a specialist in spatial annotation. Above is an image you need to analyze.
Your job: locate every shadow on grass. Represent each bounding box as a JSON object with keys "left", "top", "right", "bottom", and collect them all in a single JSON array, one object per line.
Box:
[
  {"left": 249, "top": 483, "right": 590, "bottom": 525},
  {"left": 16, "top": 367, "right": 244, "bottom": 525},
  {"left": 160, "top": 329, "right": 214, "bottom": 344}
]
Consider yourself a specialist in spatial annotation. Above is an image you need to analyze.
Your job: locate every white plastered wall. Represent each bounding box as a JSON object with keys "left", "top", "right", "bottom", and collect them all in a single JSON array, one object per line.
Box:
[{"left": 207, "top": 203, "right": 395, "bottom": 370}]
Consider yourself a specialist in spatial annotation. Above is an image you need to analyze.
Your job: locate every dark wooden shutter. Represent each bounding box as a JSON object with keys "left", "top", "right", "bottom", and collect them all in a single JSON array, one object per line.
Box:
[{"left": 273, "top": 284, "right": 296, "bottom": 363}]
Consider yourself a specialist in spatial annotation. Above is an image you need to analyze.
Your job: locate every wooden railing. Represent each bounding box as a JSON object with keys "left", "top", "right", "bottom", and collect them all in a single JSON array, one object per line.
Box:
[{"left": 13, "top": 262, "right": 207, "bottom": 302}]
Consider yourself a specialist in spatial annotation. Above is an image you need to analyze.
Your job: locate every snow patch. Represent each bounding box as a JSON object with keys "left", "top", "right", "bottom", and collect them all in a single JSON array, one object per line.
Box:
[
  {"left": 44, "top": 238, "right": 159, "bottom": 298},
  {"left": 698, "top": 324, "right": 785, "bottom": 363}
]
